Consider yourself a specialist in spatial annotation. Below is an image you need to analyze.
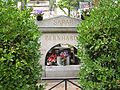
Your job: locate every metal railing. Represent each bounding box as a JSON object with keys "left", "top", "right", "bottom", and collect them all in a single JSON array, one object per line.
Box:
[{"left": 42, "top": 77, "right": 83, "bottom": 90}]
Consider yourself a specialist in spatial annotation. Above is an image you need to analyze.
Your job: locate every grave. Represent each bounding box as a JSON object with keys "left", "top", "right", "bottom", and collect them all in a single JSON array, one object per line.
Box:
[{"left": 36, "top": 15, "right": 81, "bottom": 77}]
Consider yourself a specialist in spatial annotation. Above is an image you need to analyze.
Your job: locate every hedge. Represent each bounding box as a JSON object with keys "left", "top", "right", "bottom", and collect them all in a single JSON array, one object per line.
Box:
[
  {"left": 0, "top": 0, "right": 43, "bottom": 90},
  {"left": 77, "top": 0, "right": 120, "bottom": 90}
]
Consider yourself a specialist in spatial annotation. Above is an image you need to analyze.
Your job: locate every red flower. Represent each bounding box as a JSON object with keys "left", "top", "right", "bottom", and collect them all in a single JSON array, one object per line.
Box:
[{"left": 48, "top": 54, "right": 57, "bottom": 63}]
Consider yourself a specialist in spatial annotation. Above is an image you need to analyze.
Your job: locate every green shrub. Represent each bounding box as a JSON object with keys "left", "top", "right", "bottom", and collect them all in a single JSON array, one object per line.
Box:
[
  {"left": 77, "top": 0, "right": 120, "bottom": 90},
  {"left": 0, "top": 0, "right": 43, "bottom": 90}
]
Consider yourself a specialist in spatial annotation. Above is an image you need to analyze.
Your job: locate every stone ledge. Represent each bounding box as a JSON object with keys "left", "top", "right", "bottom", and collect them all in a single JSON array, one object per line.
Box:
[{"left": 45, "top": 65, "right": 80, "bottom": 77}]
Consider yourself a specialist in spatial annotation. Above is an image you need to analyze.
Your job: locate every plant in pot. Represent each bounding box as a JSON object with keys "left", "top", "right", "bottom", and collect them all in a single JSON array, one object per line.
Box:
[{"left": 35, "top": 9, "right": 44, "bottom": 21}]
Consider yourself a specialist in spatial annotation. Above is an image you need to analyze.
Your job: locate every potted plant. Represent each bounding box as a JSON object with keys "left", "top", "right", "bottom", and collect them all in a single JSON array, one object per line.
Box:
[
  {"left": 35, "top": 9, "right": 44, "bottom": 21},
  {"left": 59, "top": 50, "right": 69, "bottom": 66}
]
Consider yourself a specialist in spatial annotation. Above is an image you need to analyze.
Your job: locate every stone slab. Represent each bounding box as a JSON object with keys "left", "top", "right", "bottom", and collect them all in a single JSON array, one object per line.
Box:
[{"left": 45, "top": 65, "right": 80, "bottom": 77}]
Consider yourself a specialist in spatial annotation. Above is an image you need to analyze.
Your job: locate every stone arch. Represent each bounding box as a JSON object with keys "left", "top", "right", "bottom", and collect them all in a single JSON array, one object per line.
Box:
[{"left": 45, "top": 43, "right": 80, "bottom": 66}]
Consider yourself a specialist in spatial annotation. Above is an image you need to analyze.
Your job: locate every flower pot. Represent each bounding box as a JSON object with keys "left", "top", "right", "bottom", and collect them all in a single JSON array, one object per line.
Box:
[
  {"left": 37, "top": 15, "right": 43, "bottom": 21},
  {"left": 57, "top": 56, "right": 61, "bottom": 66}
]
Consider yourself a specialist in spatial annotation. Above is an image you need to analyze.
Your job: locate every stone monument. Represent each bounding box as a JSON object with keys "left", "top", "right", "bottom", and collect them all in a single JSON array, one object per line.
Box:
[{"left": 36, "top": 15, "right": 81, "bottom": 77}]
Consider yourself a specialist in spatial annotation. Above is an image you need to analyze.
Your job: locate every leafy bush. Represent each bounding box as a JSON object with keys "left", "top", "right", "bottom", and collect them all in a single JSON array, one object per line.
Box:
[
  {"left": 57, "top": 0, "right": 79, "bottom": 16},
  {"left": 77, "top": 0, "right": 120, "bottom": 90},
  {"left": 0, "top": 0, "right": 43, "bottom": 90}
]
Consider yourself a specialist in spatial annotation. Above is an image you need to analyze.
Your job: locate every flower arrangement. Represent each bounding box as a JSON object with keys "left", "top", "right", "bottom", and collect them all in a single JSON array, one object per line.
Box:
[
  {"left": 47, "top": 50, "right": 70, "bottom": 66},
  {"left": 47, "top": 53, "right": 57, "bottom": 66},
  {"left": 35, "top": 9, "right": 44, "bottom": 16},
  {"left": 34, "top": 9, "right": 44, "bottom": 21},
  {"left": 60, "top": 50, "right": 69, "bottom": 65}
]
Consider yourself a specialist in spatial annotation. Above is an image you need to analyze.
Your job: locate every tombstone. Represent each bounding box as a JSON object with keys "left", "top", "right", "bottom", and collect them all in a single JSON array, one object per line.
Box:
[{"left": 36, "top": 15, "right": 81, "bottom": 77}]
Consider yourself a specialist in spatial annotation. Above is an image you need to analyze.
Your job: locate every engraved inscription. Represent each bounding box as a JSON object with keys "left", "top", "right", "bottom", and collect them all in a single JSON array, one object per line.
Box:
[
  {"left": 53, "top": 19, "right": 74, "bottom": 26},
  {"left": 44, "top": 35, "right": 77, "bottom": 41}
]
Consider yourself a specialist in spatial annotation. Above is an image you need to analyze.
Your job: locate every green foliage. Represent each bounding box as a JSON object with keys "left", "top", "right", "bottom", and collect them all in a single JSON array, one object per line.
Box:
[
  {"left": 49, "top": 0, "right": 56, "bottom": 11},
  {"left": 57, "top": 0, "right": 79, "bottom": 16},
  {"left": 0, "top": 0, "right": 44, "bottom": 90},
  {"left": 77, "top": 0, "right": 120, "bottom": 90}
]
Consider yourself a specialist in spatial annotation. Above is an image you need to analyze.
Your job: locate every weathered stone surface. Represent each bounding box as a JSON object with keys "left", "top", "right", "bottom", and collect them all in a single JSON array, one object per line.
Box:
[
  {"left": 36, "top": 15, "right": 81, "bottom": 28},
  {"left": 37, "top": 15, "right": 81, "bottom": 77},
  {"left": 45, "top": 65, "right": 80, "bottom": 77}
]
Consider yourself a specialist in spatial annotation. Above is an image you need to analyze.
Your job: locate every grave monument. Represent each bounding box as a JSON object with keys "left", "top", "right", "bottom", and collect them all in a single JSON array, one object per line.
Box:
[{"left": 36, "top": 15, "right": 81, "bottom": 77}]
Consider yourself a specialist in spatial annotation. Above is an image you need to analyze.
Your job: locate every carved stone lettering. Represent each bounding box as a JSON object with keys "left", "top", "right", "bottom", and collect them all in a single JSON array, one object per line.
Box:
[
  {"left": 44, "top": 35, "right": 77, "bottom": 41},
  {"left": 53, "top": 19, "right": 74, "bottom": 26}
]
